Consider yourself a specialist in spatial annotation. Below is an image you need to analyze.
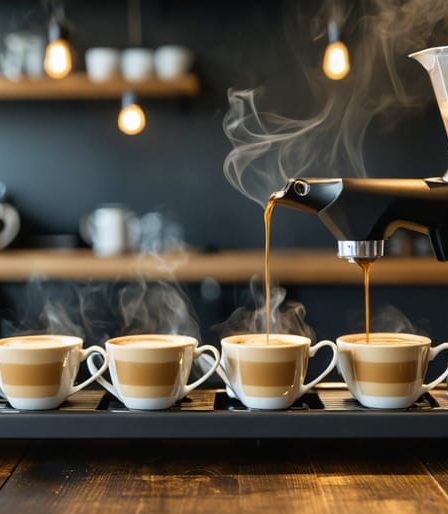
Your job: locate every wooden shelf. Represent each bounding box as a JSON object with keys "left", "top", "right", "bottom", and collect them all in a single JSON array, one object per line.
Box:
[
  {"left": 0, "top": 249, "right": 445, "bottom": 284},
  {"left": 0, "top": 73, "right": 199, "bottom": 100}
]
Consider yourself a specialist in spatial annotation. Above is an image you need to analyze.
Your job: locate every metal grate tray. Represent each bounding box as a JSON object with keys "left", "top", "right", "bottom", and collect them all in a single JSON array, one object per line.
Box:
[{"left": 0, "top": 384, "right": 448, "bottom": 438}]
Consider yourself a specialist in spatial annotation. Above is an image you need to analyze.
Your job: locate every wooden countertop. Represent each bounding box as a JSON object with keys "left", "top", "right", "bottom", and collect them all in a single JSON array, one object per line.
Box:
[
  {"left": 1, "top": 439, "right": 448, "bottom": 513},
  {"left": 0, "top": 248, "right": 446, "bottom": 284}
]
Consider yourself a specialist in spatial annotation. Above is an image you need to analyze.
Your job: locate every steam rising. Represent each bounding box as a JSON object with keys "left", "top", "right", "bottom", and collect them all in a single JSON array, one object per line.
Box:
[
  {"left": 370, "top": 305, "right": 428, "bottom": 335},
  {"left": 213, "top": 280, "right": 315, "bottom": 341},
  {"left": 1, "top": 276, "right": 200, "bottom": 344},
  {"left": 224, "top": 0, "right": 448, "bottom": 206}
]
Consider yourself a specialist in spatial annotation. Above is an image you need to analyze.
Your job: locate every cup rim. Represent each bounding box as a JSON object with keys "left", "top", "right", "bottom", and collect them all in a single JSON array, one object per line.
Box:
[
  {"left": 221, "top": 333, "right": 311, "bottom": 348},
  {"left": 0, "top": 334, "right": 83, "bottom": 350},
  {"left": 106, "top": 334, "right": 198, "bottom": 349},
  {"left": 336, "top": 332, "right": 431, "bottom": 347}
]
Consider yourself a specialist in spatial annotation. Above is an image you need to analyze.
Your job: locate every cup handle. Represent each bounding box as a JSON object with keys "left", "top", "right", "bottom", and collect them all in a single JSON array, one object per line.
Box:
[
  {"left": 79, "top": 213, "right": 95, "bottom": 245},
  {"left": 180, "top": 345, "right": 220, "bottom": 397},
  {"left": 196, "top": 352, "right": 238, "bottom": 398},
  {"left": 85, "top": 350, "right": 122, "bottom": 400},
  {"left": 421, "top": 342, "right": 448, "bottom": 393},
  {"left": 69, "top": 345, "right": 109, "bottom": 395},
  {"left": 298, "top": 340, "right": 338, "bottom": 397},
  {"left": 0, "top": 377, "right": 7, "bottom": 400}
]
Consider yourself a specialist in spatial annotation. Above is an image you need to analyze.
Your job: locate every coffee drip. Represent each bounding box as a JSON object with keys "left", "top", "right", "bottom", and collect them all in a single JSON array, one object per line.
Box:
[
  {"left": 264, "top": 196, "right": 276, "bottom": 343},
  {"left": 354, "top": 259, "right": 375, "bottom": 342}
]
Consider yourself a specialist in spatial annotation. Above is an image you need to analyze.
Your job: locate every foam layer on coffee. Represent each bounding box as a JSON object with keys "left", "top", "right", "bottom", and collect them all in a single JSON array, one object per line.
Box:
[
  {"left": 107, "top": 334, "right": 197, "bottom": 348},
  {"left": 224, "top": 334, "right": 310, "bottom": 347},
  {"left": 343, "top": 334, "right": 426, "bottom": 346},
  {"left": 1, "top": 338, "right": 76, "bottom": 349},
  {"left": 112, "top": 340, "right": 194, "bottom": 349},
  {"left": 236, "top": 339, "right": 297, "bottom": 347}
]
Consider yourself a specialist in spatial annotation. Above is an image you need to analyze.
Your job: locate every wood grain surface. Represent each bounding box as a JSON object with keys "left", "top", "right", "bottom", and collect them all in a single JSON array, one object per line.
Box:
[
  {"left": 0, "top": 441, "right": 447, "bottom": 513},
  {"left": 0, "top": 248, "right": 445, "bottom": 284}
]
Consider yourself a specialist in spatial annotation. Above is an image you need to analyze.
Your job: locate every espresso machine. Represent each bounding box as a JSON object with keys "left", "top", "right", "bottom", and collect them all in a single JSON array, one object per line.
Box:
[{"left": 273, "top": 46, "right": 448, "bottom": 263}]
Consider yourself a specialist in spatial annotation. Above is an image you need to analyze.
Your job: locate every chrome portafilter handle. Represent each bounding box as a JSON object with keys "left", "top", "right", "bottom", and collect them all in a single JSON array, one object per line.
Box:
[{"left": 337, "top": 240, "right": 385, "bottom": 263}]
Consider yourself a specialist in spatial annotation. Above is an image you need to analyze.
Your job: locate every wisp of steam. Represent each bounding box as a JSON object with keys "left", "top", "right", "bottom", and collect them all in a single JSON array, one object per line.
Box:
[
  {"left": 224, "top": 0, "right": 448, "bottom": 207},
  {"left": 1, "top": 275, "right": 200, "bottom": 345},
  {"left": 349, "top": 304, "right": 429, "bottom": 336},
  {"left": 213, "top": 280, "right": 315, "bottom": 341},
  {"left": 370, "top": 305, "right": 428, "bottom": 335}
]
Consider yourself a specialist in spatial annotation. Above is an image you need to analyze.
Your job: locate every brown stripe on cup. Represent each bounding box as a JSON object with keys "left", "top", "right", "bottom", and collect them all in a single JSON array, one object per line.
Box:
[
  {"left": 3, "top": 384, "right": 61, "bottom": 398},
  {"left": 115, "top": 360, "right": 179, "bottom": 387},
  {"left": 0, "top": 362, "right": 63, "bottom": 386},
  {"left": 227, "top": 358, "right": 297, "bottom": 387},
  {"left": 353, "top": 360, "right": 419, "bottom": 383}
]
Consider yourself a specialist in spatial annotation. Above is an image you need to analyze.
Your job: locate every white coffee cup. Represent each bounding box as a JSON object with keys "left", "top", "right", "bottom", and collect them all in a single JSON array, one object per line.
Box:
[
  {"left": 88, "top": 334, "right": 220, "bottom": 410},
  {"left": 219, "top": 334, "right": 338, "bottom": 410},
  {"left": 0, "top": 335, "right": 108, "bottom": 410},
  {"left": 85, "top": 47, "right": 120, "bottom": 82},
  {"left": 121, "top": 48, "right": 154, "bottom": 82},
  {"left": 337, "top": 332, "right": 448, "bottom": 409},
  {"left": 154, "top": 45, "right": 193, "bottom": 79},
  {"left": 80, "top": 206, "right": 141, "bottom": 257}
]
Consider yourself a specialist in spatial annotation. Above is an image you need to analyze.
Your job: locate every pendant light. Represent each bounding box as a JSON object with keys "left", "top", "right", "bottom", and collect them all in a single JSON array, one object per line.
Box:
[
  {"left": 118, "top": 91, "right": 146, "bottom": 135},
  {"left": 322, "top": 20, "right": 350, "bottom": 80},
  {"left": 118, "top": 0, "right": 146, "bottom": 136},
  {"left": 44, "top": 2, "right": 73, "bottom": 79}
]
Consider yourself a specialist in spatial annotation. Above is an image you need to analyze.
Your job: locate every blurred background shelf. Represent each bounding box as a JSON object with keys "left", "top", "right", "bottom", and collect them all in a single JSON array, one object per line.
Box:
[
  {"left": 0, "top": 73, "right": 199, "bottom": 100},
  {"left": 0, "top": 249, "right": 446, "bottom": 284}
]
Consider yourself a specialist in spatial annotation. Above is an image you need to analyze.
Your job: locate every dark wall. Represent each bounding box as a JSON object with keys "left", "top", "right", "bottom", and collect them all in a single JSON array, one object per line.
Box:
[
  {"left": 1, "top": 1, "right": 448, "bottom": 381},
  {"left": 0, "top": 0, "right": 446, "bottom": 250}
]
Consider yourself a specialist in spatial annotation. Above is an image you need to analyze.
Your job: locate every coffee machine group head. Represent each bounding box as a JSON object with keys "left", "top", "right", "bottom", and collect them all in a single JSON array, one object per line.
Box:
[
  {"left": 274, "top": 176, "right": 448, "bottom": 262},
  {"left": 272, "top": 46, "right": 448, "bottom": 263}
]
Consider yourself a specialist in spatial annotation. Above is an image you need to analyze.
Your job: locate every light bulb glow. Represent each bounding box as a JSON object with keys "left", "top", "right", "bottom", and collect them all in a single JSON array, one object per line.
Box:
[
  {"left": 118, "top": 103, "right": 146, "bottom": 135},
  {"left": 323, "top": 41, "right": 350, "bottom": 80},
  {"left": 44, "top": 39, "right": 72, "bottom": 79}
]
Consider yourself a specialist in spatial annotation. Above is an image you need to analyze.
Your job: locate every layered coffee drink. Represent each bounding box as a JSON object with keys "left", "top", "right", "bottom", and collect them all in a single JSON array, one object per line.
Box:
[
  {"left": 0, "top": 336, "right": 74, "bottom": 399},
  {"left": 0, "top": 335, "right": 108, "bottom": 410},
  {"left": 336, "top": 332, "right": 448, "bottom": 408},
  {"left": 221, "top": 333, "right": 337, "bottom": 409},
  {"left": 108, "top": 338, "right": 194, "bottom": 398},
  {"left": 88, "top": 334, "right": 220, "bottom": 410}
]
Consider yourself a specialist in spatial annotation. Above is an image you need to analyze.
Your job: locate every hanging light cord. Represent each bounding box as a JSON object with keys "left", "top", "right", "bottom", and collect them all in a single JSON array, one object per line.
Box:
[{"left": 128, "top": 0, "right": 142, "bottom": 47}]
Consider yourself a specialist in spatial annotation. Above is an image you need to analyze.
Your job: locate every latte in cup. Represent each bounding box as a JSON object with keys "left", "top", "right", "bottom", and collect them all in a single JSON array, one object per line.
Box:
[
  {"left": 88, "top": 334, "right": 220, "bottom": 410},
  {"left": 337, "top": 332, "right": 448, "bottom": 408},
  {"left": 0, "top": 335, "right": 108, "bottom": 410},
  {"left": 220, "top": 334, "right": 338, "bottom": 410}
]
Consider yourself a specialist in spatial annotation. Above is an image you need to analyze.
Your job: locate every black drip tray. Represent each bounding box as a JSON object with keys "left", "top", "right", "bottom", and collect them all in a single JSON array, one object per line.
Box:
[{"left": 0, "top": 386, "right": 445, "bottom": 439}]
